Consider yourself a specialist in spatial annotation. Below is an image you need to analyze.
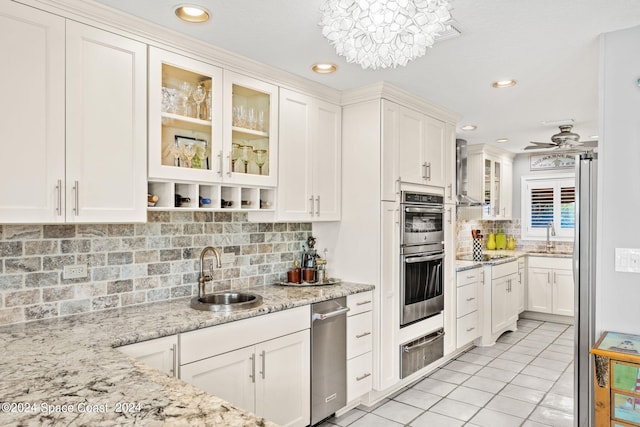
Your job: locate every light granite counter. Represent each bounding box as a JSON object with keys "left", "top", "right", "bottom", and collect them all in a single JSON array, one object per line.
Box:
[
  {"left": 455, "top": 250, "right": 572, "bottom": 272},
  {"left": 0, "top": 282, "right": 373, "bottom": 426}
]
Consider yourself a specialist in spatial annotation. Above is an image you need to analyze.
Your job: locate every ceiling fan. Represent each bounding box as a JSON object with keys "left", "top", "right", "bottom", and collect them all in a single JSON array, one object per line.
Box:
[{"left": 524, "top": 125, "right": 598, "bottom": 150}]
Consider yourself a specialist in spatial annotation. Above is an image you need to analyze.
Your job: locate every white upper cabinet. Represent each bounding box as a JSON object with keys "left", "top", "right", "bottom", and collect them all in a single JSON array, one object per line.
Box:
[
  {"left": 65, "top": 22, "right": 147, "bottom": 223},
  {"left": 148, "top": 47, "right": 223, "bottom": 182},
  {"left": 0, "top": 3, "right": 147, "bottom": 223},
  {"left": 467, "top": 144, "right": 515, "bottom": 220},
  {"left": 223, "top": 71, "right": 278, "bottom": 186},
  {"left": 277, "top": 89, "right": 341, "bottom": 221},
  {"left": 382, "top": 101, "right": 449, "bottom": 196},
  {"left": 0, "top": 2, "right": 66, "bottom": 223}
]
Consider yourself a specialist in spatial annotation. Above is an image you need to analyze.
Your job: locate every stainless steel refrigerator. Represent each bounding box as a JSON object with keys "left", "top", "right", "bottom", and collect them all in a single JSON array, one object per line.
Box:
[{"left": 574, "top": 151, "right": 597, "bottom": 427}]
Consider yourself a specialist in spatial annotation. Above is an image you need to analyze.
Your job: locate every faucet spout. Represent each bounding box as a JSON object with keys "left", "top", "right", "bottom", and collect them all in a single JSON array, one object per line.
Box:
[
  {"left": 198, "top": 246, "right": 222, "bottom": 298},
  {"left": 545, "top": 222, "right": 556, "bottom": 253}
]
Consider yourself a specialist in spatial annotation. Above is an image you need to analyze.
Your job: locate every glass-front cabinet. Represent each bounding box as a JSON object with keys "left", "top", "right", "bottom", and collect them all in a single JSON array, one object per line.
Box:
[
  {"left": 148, "top": 47, "right": 223, "bottom": 182},
  {"left": 468, "top": 145, "right": 514, "bottom": 220},
  {"left": 223, "top": 70, "right": 278, "bottom": 186},
  {"left": 147, "top": 48, "right": 277, "bottom": 211}
]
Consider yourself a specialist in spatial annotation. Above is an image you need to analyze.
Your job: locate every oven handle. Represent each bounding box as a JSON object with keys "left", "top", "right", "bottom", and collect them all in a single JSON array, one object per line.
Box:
[
  {"left": 403, "top": 330, "right": 445, "bottom": 352},
  {"left": 405, "top": 254, "right": 444, "bottom": 263},
  {"left": 404, "top": 206, "right": 444, "bottom": 214}
]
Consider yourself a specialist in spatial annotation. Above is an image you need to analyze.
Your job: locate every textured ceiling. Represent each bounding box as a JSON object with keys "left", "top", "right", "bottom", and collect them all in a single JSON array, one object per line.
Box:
[{"left": 94, "top": 0, "right": 640, "bottom": 152}]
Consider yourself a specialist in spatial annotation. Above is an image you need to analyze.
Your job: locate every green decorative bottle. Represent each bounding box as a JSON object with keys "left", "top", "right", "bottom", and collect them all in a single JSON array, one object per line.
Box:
[{"left": 486, "top": 233, "right": 496, "bottom": 250}]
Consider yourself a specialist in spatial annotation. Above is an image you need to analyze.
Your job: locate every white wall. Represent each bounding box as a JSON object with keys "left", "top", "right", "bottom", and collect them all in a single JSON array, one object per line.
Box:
[{"left": 596, "top": 24, "right": 640, "bottom": 335}]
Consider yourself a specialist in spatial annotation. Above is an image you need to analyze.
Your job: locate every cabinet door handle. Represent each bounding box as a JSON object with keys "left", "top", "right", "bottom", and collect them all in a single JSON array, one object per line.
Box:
[
  {"left": 356, "top": 331, "right": 372, "bottom": 339},
  {"left": 73, "top": 181, "right": 79, "bottom": 216},
  {"left": 227, "top": 152, "right": 233, "bottom": 177},
  {"left": 466, "top": 297, "right": 475, "bottom": 302},
  {"left": 553, "top": 271, "right": 556, "bottom": 284},
  {"left": 218, "top": 150, "right": 224, "bottom": 177},
  {"left": 356, "top": 300, "right": 372, "bottom": 306},
  {"left": 259, "top": 350, "right": 266, "bottom": 379},
  {"left": 356, "top": 372, "right": 372, "bottom": 381},
  {"left": 315, "top": 196, "right": 320, "bottom": 216},
  {"left": 309, "top": 196, "right": 314, "bottom": 216},
  {"left": 249, "top": 354, "right": 255, "bottom": 383},
  {"left": 426, "top": 162, "right": 432, "bottom": 180},
  {"left": 422, "top": 162, "right": 428, "bottom": 180},
  {"left": 447, "top": 207, "right": 452, "bottom": 224},
  {"left": 56, "top": 179, "right": 62, "bottom": 216},
  {"left": 447, "top": 183, "right": 453, "bottom": 201},
  {"left": 170, "top": 343, "right": 177, "bottom": 377},
  {"left": 548, "top": 271, "right": 551, "bottom": 284},
  {"left": 394, "top": 208, "right": 399, "bottom": 225},
  {"left": 466, "top": 327, "right": 475, "bottom": 332}
]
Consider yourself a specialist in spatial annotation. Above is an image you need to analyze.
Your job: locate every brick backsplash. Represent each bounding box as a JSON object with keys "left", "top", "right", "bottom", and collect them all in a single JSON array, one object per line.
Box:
[
  {"left": 456, "top": 218, "right": 573, "bottom": 256},
  {"left": 0, "top": 212, "right": 312, "bottom": 326}
]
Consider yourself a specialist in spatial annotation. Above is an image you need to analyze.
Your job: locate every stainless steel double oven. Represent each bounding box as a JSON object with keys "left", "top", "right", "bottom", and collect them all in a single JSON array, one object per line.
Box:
[{"left": 400, "top": 191, "right": 445, "bottom": 328}]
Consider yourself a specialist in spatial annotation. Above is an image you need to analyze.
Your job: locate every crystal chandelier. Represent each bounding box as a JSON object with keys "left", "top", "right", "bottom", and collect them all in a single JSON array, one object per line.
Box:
[{"left": 320, "top": 0, "right": 453, "bottom": 70}]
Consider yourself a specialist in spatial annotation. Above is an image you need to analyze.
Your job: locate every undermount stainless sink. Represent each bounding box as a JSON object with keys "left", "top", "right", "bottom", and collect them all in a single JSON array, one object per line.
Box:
[{"left": 190, "top": 292, "right": 263, "bottom": 312}]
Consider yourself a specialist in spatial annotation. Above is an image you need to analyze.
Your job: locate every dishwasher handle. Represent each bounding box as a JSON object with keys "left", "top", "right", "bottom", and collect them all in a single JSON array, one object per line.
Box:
[{"left": 312, "top": 306, "right": 350, "bottom": 321}]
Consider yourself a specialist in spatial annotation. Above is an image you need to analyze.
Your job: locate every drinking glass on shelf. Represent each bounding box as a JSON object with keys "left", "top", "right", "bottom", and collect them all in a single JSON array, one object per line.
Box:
[
  {"left": 254, "top": 149, "right": 267, "bottom": 175},
  {"left": 192, "top": 84, "right": 206, "bottom": 119},
  {"left": 171, "top": 140, "right": 183, "bottom": 167},
  {"left": 196, "top": 140, "right": 208, "bottom": 170},
  {"left": 179, "top": 81, "right": 194, "bottom": 117},
  {"left": 182, "top": 141, "right": 196, "bottom": 168},
  {"left": 233, "top": 105, "right": 246, "bottom": 127},
  {"left": 248, "top": 107, "right": 257, "bottom": 130},
  {"left": 206, "top": 89, "right": 212, "bottom": 121},
  {"left": 240, "top": 144, "right": 253, "bottom": 173},
  {"left": 231, "top": 141, "right": 241, "bottom": 172},
  {"left": 257, "top": 109, "right": 266, "bottom": 132}
]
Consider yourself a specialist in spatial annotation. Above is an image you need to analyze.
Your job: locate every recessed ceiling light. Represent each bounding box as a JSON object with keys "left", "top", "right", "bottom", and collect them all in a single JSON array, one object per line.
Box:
[
  {"left": 496, "top": 138, "right": 509, "bottom": 143},
  {"left": 175, "top": 5, "right": 210, "bottom": 23},
  {"left": 492, "top": 80, "right": 517, "bottom": 88},
  {"left": 461, "top": 125, "right": 477, "bottom": 131},
  {"left": 312, "top": 63, "right": 337, "bottom": 74}
]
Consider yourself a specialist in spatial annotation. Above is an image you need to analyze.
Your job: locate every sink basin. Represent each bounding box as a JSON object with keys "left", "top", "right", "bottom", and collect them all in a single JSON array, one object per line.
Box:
[{"left": 190, "top": 292, "right": 263, "bottom": 312}]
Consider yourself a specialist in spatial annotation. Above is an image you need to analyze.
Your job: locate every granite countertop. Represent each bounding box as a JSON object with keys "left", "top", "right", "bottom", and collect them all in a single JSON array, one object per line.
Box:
[
  {"left": 0, "top": 282, "right": 373, "bottom": 426},
  {"left": 455, "top": 250, "right": 573, "bottom": 272}
]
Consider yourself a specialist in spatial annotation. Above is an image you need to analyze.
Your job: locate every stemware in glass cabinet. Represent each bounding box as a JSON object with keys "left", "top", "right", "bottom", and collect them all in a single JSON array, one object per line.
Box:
[{"left": 254, "top": 149, "right": 267, "bottom": 175}]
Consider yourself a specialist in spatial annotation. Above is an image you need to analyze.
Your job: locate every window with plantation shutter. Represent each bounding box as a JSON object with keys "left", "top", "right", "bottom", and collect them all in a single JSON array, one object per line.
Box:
[{"left": 521, "top": 175, "right": 575, "bottom": 241}]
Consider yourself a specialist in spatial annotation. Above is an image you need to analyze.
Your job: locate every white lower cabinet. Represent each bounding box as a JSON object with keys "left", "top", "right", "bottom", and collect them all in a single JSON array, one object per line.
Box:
[
  {"left": 119, "top": 335, "right": 178, "bottom": 377},
  {"left": 180, "top": 306, "right": 310, "bottom": 427},
  {"left": 456, "top": 267, "right": 481, "bottom": 348},
  {"left": 491, "top": 263, "right": 519, "bottom": 335},
  {"left": 346, "top": 291, "right": 373, "bottom": 402},
  {"left": 181, "top": 330, "right": 310, "bottom": 427},
  {"left": 527, "top": 256, "right": 574, "bottom": 316}
]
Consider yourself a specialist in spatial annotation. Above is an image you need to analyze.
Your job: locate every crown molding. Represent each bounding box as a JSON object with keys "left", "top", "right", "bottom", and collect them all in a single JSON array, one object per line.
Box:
[
  {"left": 341, "top": 82, "right": 461, "bottom": 124},
  {"left": 14, "top": 0, "right": 342, "bottom": 104}
]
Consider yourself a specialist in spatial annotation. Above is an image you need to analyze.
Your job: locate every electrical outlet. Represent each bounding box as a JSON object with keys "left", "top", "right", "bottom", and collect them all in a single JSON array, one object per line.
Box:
[
  {"left": 221, "top": 252, "right": 235, "bottom": 265},
  {"left": 63, "top": 264, "right": 87, "bottom": 279}
]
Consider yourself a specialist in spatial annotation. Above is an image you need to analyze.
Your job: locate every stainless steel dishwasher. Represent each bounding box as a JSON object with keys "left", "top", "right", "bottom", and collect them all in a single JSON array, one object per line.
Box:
[{"left": 311, "top": 297, "right": 349, "bottom": 425}]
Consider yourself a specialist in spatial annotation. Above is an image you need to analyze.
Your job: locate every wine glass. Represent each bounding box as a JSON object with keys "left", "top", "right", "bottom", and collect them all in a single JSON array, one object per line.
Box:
[
  {"left": 192, "top": 84, "right": 206, "bottom": 119},
  {"left": 240, "top": 145, "right": 253, "bottom": 173},
  {"left": 254, "top": 149, "right": 267, "bottom": 175},
  {"left": 171, "top": 140, "right": 183, "bottom": 167},
  {"left": 195, "top": 140, "right": 208, "bottom": 170},
  {"left": 231, "top": 141, "right": 241, "bottom": 171},
  {"left": 182, "top": 141, "right": 196, "bottom": 168},
  {"left": 248, "top": 107, "right": 257, "bottom": 130}
]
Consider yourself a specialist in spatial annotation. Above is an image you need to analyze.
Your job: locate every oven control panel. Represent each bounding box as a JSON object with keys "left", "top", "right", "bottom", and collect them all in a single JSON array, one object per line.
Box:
[{"left": 403, "top": 192, "right": 443, "bottom": 205}]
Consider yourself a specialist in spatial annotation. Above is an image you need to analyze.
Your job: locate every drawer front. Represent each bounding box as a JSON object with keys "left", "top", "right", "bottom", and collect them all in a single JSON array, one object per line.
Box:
[
  {"left": 492, "top": 260, "right": 518, "bottom": 279},
  {"left": 457, "top": 283, "right": 478, "bottom": 318},
  {"left": 528, "top": 256, "right": 572, "bottom": 270},
  {"left": 347, "top": 311, "right": 373, "bottom": 359},
  {"left": 181, "top": 305, "right": 310, "bottom": 365},
  {"left": 456, "top": 311, "right": 479, "bottom": 348},
  {"left": 347, "top": 291, "right": 373, "bottom": 316},
  {"left": 347, "top": 352, "right": 372, "bottom": 402},
  {"left": 612, "top": 391, "right": 640, "bottom": 425},
  {"left": 457, "top": 268, "right": 481, "bottom": 287}
]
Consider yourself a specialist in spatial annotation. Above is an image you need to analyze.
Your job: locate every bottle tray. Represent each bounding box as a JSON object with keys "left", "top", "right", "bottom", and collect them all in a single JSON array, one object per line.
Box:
[{"left": 273, "top": 278, "right": 342, "bottom": 287}]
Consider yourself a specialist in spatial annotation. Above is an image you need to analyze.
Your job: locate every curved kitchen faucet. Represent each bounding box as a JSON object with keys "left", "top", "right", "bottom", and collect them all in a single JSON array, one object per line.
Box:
[{"left": 198, "top": 246, "right": 222, "bottom": 298}]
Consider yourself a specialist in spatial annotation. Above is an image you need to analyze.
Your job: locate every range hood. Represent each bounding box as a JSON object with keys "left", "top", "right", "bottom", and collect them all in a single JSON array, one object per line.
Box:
[{"left": 456, "top": 139, "right": 483, "bottom": 206}]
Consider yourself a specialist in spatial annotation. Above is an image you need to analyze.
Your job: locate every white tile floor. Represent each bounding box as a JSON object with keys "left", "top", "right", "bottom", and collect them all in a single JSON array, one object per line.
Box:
[{"left": 320, "top": 319, "right": 574, "bottom": 427}]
